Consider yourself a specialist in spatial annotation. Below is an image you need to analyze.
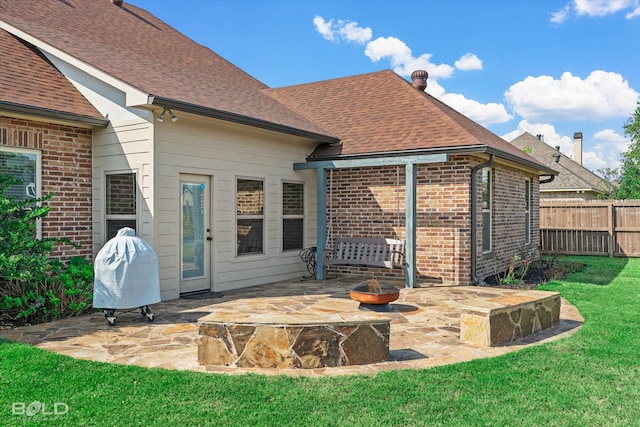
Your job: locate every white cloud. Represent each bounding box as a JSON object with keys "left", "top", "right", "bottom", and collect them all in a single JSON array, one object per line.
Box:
[
  {"left": 339, "top": 21, "right": 372, "bottom": 44},
  {"left": 504, "top": 71, "right": 639, "bottom": 122},
  {"left": 584, "top": 129, "right": 629, "bottom": 170},
  {"left": 627, "top": 6, "right": 640, "bottom": 18},
  {"left": 364, "top": 36, "right": 455, "bottom": 79},
  {"left": 574, "top": 0, "right": 636, "bottom": 16},
  {"left": 454, "top": 53, "right": 483, "bottom": 71},
  {"left": 503, "top": 121, "right": 574, "bottom": 155},
  {"left": 313, "top": 16, "right": 335, "bottom": 41},
  {"left": 440, "top": 93, "right": 512, "bottom": 125},
  {"left": 551, "top": 0, "right": 640, "bottom": 22},
  {"left": 315, "top": 16, "right": 510, "bottom": 128},
  {"left": 550, "top": 4, "right": 571, "bottom": 23},
  {"left": 312, "top": 15, "right": 372, "bottom": 44}
]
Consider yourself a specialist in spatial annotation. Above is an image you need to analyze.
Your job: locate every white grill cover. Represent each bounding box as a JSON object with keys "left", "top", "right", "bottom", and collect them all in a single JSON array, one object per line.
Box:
[{"left": 93, "top": 228, "right": 161, "bottom": 309}]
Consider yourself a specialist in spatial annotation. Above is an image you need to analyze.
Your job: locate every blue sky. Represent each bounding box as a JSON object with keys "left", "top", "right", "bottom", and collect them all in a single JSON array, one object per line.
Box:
[{"left": 129, "top": 0, "right": 639, "bottom": 175}]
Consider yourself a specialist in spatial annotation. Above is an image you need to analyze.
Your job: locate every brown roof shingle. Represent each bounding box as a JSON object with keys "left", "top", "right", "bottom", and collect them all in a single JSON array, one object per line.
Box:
[
  {"left": 0, "top": 0, "right": 330, "bottom": 137},
  {"left": 0, "top": 29, "right": 103, "bottom": 119},
  {"left": 266, "top": 70, "right": 552, "bottom": 170}
]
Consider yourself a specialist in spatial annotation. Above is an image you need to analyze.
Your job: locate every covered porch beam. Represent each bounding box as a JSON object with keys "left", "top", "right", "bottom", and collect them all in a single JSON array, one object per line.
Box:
[{"left": 294, "top": 154, "right": 447, "bottom": 287}]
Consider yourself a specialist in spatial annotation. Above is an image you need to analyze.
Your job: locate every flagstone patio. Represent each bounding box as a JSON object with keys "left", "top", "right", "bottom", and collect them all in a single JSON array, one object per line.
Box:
[{"left": 0, "top": 277, "right": 583, "bottom": 377}]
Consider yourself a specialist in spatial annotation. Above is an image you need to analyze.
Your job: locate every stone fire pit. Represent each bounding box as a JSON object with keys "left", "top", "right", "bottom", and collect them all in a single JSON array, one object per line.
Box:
[{"left": 197, "top": 311, "right": 391, "bottom": 369}]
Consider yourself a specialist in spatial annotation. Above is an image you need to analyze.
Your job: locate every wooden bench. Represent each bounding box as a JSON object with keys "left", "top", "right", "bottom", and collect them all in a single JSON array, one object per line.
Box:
[{"left": 324, "top": 237, "right": 405, "bottom": 270}]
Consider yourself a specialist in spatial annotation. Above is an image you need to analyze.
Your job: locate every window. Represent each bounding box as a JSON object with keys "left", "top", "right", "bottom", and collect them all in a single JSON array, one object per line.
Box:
[
  {"left": 0, "top": 147, "right": 39, "bottom": 200},
  {"left": 524, "top": 178, "right": 531, "bottom": 245},
  {"left": 106, "top": 173, "right": 137, "bottom": 240},
  {"left": 237, "top": 178, "right": 264, "bottom": 255},
  {"left": 282, "top": 182, "right": 304, "bottom": 251},
  {"left": 0, "top": 147, "right": 41, "bottom": 237},
  {"left": 481, "top": 168, "right": 492, "bottom": 253}
]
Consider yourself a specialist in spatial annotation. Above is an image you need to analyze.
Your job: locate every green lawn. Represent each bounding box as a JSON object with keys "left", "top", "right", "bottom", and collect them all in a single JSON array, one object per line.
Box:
[{"left": 2, "top": 256, "right": 640, "bottom": 426}]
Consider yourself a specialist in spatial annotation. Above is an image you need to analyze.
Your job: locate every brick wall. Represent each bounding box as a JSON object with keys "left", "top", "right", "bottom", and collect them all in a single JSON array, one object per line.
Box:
[
  {"left": 325, "top": 156, "right": 540, "bottom": 285},
  {"left": 475, "top": 159, "right": 540, "bottom": 282},
  {"left": 0, "top": 116, "right": 93, "bottom": 261}
]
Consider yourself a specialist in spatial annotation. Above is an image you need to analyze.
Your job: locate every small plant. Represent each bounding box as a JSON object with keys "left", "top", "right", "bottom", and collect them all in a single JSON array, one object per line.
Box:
[
  {"left": 0, "top": 175, "right": 93, "bottom": 326},
  {"left": 493, "top": 245, "right": 540, "bottom": 286}
]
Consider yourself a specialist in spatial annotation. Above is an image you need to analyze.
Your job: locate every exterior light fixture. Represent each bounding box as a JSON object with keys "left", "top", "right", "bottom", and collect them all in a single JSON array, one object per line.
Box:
[{"left": 157, "top": 108, "right": 178, "bottom": 123}]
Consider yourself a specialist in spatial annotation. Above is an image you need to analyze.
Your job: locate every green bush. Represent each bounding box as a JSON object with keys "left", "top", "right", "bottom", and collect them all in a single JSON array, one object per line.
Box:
[{"left": 0, "top": 175, "right": 93, "bottom": 325}]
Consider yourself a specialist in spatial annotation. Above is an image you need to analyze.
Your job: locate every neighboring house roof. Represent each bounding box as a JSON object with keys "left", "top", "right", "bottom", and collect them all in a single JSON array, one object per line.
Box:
[
  {"left": 0, "top": 0, "right": 334, "bottom": 141},
  {"left": 266, "top": 70, "right": 556, "bottom": 174},
  {"left": 510, "top": 132, "right": 610, "bottom": 195},
  {"left": 0, "top": 28, "right": 106, "bottom": 126}
]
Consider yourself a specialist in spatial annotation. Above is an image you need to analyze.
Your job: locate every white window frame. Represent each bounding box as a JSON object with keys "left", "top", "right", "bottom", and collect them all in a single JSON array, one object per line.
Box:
[
  {"left": 282, "top": 181, "right": 304, "bottom": 252},
  {"left": 236, "top": 176, "right": 265, "bottom": 256},
  {"left": 105, "top": 171, "right": 138, "bottom": 239},
  {"left": 0, "top": 146, "right": 42, "bottom": 237},
  {"left": 524, "top": 178, "right": 531, "bottom": 245},
  {"left": 481, "top": 168, "right": 492, "bottom": 254}
]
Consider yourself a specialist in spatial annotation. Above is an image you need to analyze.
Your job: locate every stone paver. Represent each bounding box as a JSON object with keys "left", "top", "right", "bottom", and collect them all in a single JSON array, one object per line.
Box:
[{"left": 0, "top": 277, "right": 583, "bottom": 377}]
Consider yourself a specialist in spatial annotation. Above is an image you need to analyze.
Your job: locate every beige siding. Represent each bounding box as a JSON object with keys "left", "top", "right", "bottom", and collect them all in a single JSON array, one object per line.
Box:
[
  {"left": 92, "top": 118, "right": 154, "bottom": 255},
  {"left": 155, "top": 114, "right": 317, "bottom": 298}
]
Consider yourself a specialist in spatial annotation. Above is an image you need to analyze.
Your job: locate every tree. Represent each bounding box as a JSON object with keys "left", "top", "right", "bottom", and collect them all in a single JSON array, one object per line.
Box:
[
  {"left": 617, "top": 102, "right": 640, "bottom": 199},
  {"left": 596, "top": 166, "right": 619, "bottom": 200}
]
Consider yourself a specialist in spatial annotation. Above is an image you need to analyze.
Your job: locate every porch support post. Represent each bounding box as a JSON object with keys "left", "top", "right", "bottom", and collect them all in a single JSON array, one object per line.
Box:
[
  {"left": 405, "top": 162, "right": 417, "bottom": 288},
  {"left": 316, "top": 167, "right": 327, "bottom": 280}
]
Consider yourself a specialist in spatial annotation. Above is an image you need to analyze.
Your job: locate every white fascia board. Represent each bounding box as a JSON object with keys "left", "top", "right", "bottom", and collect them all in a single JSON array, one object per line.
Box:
[{"left": 0, "top": 21, "right": 149, "bottom": 107}]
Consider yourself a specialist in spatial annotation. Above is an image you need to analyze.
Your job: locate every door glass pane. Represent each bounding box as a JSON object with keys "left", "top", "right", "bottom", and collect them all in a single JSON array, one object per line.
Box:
[{"left": 182, "top": 182, "right": 205, "bottom": 279}]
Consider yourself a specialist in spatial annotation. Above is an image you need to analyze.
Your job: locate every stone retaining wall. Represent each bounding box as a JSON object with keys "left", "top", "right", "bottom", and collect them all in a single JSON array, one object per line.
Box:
[
  {"left": 460, "top": 290, "right": 561, "bottom": 347},
  {"left": 198, "top": 315, "right": 391, "bottom": 369}
]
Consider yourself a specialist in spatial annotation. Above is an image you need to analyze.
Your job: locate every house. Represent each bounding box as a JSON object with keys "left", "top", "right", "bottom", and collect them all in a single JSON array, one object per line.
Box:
[
  {"left": 0, "top": 28, "right": 108, "bottom": 261},
  {"left": 510, "top": 132, "right": 612, "bottom": 200},
  {"left": 1, "top": 0, "right": 557, "bottom": 298}
]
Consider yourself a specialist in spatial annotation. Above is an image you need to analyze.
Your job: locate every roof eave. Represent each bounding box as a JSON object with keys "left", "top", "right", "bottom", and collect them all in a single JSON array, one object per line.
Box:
[
  {"left": 308, "top": 144, "right": 559, "bottom": 176},
  {"left": 0, "top": 101, "right": 109, "bottom": 127},
  {"left": 148, "top": 96, "right": 339, "bottom": 144}
]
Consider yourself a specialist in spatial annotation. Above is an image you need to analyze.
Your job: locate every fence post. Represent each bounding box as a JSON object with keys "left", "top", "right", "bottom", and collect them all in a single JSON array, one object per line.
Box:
[{"left": 608, "top": 201, "right": 614, "bottom": 257}]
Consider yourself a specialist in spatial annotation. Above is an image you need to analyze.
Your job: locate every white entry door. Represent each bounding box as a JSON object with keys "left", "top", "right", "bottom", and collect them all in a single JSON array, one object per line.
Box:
[{"left": 179, "top": 174, "right": 212, "bottom": 294}]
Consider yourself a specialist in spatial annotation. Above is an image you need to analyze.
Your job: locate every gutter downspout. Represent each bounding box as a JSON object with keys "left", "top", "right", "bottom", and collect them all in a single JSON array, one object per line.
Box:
[{"left": 470, "top": 154, "right": 494, "bottom": 284}]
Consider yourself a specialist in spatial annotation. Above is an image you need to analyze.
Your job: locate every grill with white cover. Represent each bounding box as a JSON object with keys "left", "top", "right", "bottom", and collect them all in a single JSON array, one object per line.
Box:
[{"left": 93, "top": 227, "right": 161, "bottom": 326}]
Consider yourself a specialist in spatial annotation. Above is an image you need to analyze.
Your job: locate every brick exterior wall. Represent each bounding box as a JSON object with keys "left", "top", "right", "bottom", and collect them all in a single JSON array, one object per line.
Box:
[
  {"left": 475, "top": 160, "right": 541, "bottom": 282},
  {"left": 325, "top": 155, "right": 540, "bottom": 285},
  {"left": 0, "top": 116, "right": 93, "bottom": 262}
]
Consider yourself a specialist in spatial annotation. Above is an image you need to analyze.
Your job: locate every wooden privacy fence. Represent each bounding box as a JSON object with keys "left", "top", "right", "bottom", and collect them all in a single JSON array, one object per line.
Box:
[{"left": 540, "top": 200, "right": 640, "bottom": 257}]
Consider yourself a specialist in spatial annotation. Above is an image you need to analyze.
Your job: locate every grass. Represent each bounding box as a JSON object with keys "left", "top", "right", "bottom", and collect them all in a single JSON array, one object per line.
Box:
[{"left": 2, "top": 256, "right": 640, "bottom": 426}]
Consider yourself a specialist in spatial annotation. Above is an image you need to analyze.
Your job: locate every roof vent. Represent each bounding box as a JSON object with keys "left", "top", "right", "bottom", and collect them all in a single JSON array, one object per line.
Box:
[
  {"left": 553, "top": 153, "right": 561, "bottom": 163},
  {"left": 537, "top": 134, "right": 544, "bottom": 142},
  {"left": 111, "top": 0, "right": 124, "bottom": 6},
  {"left": 411, "top": 70, "right": 428, "bottom": 91}
]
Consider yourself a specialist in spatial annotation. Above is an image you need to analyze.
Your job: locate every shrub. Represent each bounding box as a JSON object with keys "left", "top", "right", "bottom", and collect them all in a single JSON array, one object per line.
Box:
[{"left": 0, "top": 175, "right": 93, "bottom": 326}]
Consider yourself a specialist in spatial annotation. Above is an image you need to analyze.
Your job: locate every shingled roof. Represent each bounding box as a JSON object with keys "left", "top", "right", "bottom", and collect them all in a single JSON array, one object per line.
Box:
[
  {"left": 0, "top": 28, "right": 105, "bottom": 124},
  {"left": 266, "top": 70, "right": 555, "bottom": 174},
  {"left": 0, "top": 0, "right": 333, "bottom": 140},
  {"left": 510, "top": 132, "right": 611, "bottom": 195}
]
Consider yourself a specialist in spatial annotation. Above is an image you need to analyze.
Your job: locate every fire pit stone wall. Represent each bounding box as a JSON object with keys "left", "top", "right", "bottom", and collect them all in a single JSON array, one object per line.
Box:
[{"left": 198, "top": 314, "right": 391, "bottom": 369}]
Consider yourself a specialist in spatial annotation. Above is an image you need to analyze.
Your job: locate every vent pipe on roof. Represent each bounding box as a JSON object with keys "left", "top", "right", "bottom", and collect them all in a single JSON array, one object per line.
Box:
[
  {"left": 573, "top": 132, "right": 583, "bottom": 166},
  {"left": 111, "top": 0, "right": 124, "bottom": 6},
  {"left": 411, "top": 70, "right": 428, "bottom": 91},
  {"left": 536, "top": 134, "right": 544, "bottom": 142},
  {"left": 553, "top": 153, "right": 561, "bottom": 163}
]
